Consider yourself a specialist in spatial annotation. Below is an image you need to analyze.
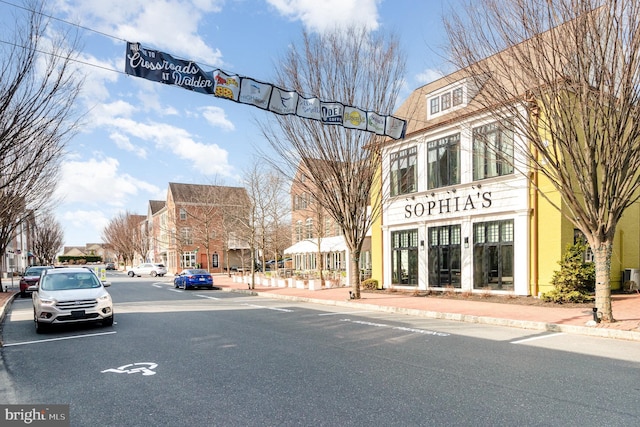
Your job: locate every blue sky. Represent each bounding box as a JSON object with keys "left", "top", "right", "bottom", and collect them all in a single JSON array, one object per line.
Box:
[{"left": 1, "top": 0, "right": 460, "bottom": 246}]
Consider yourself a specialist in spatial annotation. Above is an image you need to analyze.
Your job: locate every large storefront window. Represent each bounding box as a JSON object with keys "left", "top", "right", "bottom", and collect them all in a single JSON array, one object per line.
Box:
[
  {"left": 473, "top": 220, "right": 514, "bottom": 290},
  {"left": 428, "top": 225, "right": 461, "bottom": 288},
  {"left": 472, "top": 122, "right": 514, "bottom": 180},
  {"left": 181, "top": 251, "right": 197, "bottom": 268},
  {"left": 391, "top": 229, "right": 419, "bottom": 286},
  {"left": 427, "top": 133, "right": 460, "bottom": 189},
  {"left": 390, "top": 146, "right": 417, "bottom": 196}
]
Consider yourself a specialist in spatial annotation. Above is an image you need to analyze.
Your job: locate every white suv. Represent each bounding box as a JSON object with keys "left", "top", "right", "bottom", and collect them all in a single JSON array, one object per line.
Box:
[
  {"left": 30, "top": 267, "right": 114, "bottom": 333},
  {"left": 128, "top": 263, "right": 167, "bottom": 277}
]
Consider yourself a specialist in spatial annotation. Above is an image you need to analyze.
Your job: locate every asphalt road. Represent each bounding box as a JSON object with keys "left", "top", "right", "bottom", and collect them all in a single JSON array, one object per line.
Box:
[{"left": 1, "top": 272, "right": 640, "bottom": 426}]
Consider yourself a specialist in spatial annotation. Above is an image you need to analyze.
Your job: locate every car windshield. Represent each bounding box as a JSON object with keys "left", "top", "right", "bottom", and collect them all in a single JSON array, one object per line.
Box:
[
  {"left": 188, "top": 269, "right": 209, "bottom": 275},
  {"left": 25, "top": 267, "right": 49, "bottom": 276},
  {"left": 40, "top": 272, "right": 101, "bottom": 291}
]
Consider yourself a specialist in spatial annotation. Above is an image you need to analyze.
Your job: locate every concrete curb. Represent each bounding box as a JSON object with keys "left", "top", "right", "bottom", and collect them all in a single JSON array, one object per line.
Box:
[
  {"left": 0, "top": 293, "right": 17, "bottom": 324},
  {"left": 224, "top": 288, "right": 640, "bottom": 342}
]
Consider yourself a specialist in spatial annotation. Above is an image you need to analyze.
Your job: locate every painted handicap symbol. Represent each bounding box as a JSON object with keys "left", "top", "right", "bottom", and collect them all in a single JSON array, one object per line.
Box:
[{"left": 101, "top": 362, "right": 158, "bottom": 376}]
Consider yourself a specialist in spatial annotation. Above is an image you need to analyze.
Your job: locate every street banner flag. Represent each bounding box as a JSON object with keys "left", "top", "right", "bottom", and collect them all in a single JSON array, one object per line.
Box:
[
  {"left": 124, "top": 42, "right": 215, "bottom": 95},
  {"left": 343, "top": 106, "right": 368, "bottom": 131},
  {"left": 367, "top": 111, "right": 386, "bottom": 136},
  {"left": 213, "top": 70, "right": 240, "bottom": 101},
  {"left": 239, "top": 78, "right": 272, "bottom": 109},
  {"left": 125, "top": 42, "right": 406, "bottom": 139},
  {"left": 268, "top": 86, "right": 298, "bottom": 115},
  {"left": 296, "top": 97, "right": 321, "bottom": 120},
  {"left": 320, "top": 102, "right": 344, "bottom": 125}
]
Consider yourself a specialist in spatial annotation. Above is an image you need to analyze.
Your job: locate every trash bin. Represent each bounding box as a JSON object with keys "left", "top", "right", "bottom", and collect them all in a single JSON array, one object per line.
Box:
[{"left": 622, "top": 268, "right": 640, "bottom": 291}]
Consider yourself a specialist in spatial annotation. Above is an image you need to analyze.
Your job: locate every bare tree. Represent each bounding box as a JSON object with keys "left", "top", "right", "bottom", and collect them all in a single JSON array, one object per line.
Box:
[
  {"left": 444, "top": 0, "right": 640, "bottom": 321},
  {"left": 260, "top": 26, "right": 406, "bottom": 298},
  {"left": 0, "top": 1, "right": 82, "bottom": 275},
  {"left": 31, "top": 214, "right": 64, "bottom": 265},
  {"left": 102, "top": 212, "right": 143, "bottom": 269},
  {"left": 241, "top": 164, "right": 262, "bottom": 288},
  {"left": 246, "top": 164, "right": 290, "bottom": 275}
]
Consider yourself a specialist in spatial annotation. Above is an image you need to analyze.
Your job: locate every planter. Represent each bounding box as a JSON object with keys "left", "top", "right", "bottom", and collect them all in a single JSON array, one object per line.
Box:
[
  {"left": 277, "top": 279, "right": 286, "bottom": 288},
  {"left": 308, "top": 279, "right": 322, "bottom": 291},
  {"left": 295, "top": 280, "right": 306, "bottom": 289}
]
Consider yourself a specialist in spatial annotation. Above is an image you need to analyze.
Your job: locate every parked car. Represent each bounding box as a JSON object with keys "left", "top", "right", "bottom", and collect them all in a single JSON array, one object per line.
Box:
[
  {"left": 128, "top": 263, "right": 167, "bottom": 277},
  {"left": 19, "top": 266, "right": 54, "bottom": 298},
  {"left": 174, "top": 269, "right": 214, "bottom": 290},
  {"left": 265, "top": 258, "right": 292, "bottom": 270},
  {"left": 29, "top": 267, "right": 113, "bottom": 333},
  {"left": 105, "top": 262, "right": 116, "bottom": 270}
]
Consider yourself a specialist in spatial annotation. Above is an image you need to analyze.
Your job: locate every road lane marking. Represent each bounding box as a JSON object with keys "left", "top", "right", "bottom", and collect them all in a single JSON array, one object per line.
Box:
[
  {"left": 169, "top": 289, "right": 182, "bottom": 293},
  {"left": 510, "top": 333, "right": 565, "bottom": 344},
  {"left": 152, "top": 284, "right": 162, "bottom": 288},
  {"left": 195, "top": 294, "right": 220, "bottom": 300},
  {"left": 243, "top": 303, "right": 293, "bottom": 312},
  {"left": 3, "top": 331, "right": 117, "bottom": 347},
  {"left": 318, "top": 311, "right": 372, "bottom": 316},
  {"left": 340, "top": 318, "right": 450, "bottom": 337}
]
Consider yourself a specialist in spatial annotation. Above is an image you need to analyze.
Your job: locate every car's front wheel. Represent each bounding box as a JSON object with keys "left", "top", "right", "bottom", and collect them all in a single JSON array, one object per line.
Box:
[
  {"left": 34, "top": 311, "right": 48, "bottom": 334},
  {"left": 151, "top": 271, "right": 158, "bottom": 277},
  {"left": 103, "top": 315, "right": 114, "bottom": 327},
  {"left": 128, "top": 271, "right": 135, "bottom": 277}
]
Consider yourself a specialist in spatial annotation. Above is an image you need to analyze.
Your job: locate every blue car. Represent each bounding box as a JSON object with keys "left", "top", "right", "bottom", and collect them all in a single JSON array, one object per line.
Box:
[{"left": 174, "top": 269, "right": 214, "bottom": 290}]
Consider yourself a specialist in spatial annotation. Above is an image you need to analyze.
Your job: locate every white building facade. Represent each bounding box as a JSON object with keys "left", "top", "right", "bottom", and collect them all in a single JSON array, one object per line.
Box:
[{"left": 381, "top": 81, "right": 532, "bottom": 295}]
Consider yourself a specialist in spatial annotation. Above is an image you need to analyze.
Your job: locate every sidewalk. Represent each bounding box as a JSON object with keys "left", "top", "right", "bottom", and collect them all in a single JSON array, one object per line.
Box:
[
  {"left": 212, "top": 275, "right": 640, "bottom": 342},
  {"left": 2, "top": 275, "right": 639, "bottom": 342}
]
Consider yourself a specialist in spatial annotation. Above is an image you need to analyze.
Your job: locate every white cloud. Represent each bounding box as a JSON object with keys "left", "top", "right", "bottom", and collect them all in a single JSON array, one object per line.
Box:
[
  {"left": 55, "top": 157, "right": 161, "bottom": 206},
  {"left": 56, "top": 0, "right": 225, "bottom": 65},
  {"left": 267, "top": 0, "right": 380, "bottom": 33},
  {"left": 415, "top": 68, "right": 444, "bottom": 85},
  {"left": 95, "top": 117, "right": 233, "bottom": 176},
  {"left": 59, "top": 209, "right": 111, "bottom": 243},
  {"left": 109, "top": 133, "right": 147, "bottom": 158},
  {"left": 200, "top": 106, "right": 235, "bottom": 131}
]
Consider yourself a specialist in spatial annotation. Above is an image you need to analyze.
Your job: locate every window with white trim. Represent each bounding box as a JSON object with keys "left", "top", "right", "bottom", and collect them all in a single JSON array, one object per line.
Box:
[
  {"left": 472, "top": 122, "right": 514, "bottom": 180},
  {"left": 390, "top": 146, "right": 417, "bottom": 196}
]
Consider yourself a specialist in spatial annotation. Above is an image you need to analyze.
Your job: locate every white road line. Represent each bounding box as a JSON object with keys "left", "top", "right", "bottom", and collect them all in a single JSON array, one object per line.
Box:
[
  {"left": 152, "top": 284, "right": 162, "bottom": 288},
  {"left": 3, "top": 331, "right": 117, "bottom": 347},
  {"left": 195, "top": 294, "right": 220, "bottom": 300},
  {"left": 510, "top": 332, "right": 565, "bottom": 344},
  {"left": 169, "top": 289, "right": 182, "bottom": 293},
  {"left": 243, "top": 303, "right": 293, "bottom": 313},
  {"left": 318, "top": 311, "right": 372, "bottom": 316}
]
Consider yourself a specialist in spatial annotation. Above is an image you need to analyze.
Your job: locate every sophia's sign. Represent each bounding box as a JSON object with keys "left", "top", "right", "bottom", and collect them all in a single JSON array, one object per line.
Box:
[{"left": 404, "top": 191, "right": 492, "bottom": 218}]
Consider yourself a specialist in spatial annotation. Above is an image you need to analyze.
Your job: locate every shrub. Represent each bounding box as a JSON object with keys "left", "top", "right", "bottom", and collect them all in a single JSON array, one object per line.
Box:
[
  {"left": 361, "top": 278, "right": 379, "bottom": 290},
  {"left": 541, "top": 238, "right": 595, "bottom": 303}
]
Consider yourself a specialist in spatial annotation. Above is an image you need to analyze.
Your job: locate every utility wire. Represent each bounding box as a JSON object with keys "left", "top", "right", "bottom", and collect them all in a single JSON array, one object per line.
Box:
[
  {"left": 0, "top": 0, "right": 220, "bottom": 75},
  {"left": 0, "top": 0, "right": 128, "bottom": 43}
]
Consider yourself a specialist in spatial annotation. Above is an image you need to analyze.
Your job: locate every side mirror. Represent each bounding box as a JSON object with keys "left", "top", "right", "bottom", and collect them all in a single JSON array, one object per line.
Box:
[{"left": 102, "top": 281, "right": 111, "bottom": 287}]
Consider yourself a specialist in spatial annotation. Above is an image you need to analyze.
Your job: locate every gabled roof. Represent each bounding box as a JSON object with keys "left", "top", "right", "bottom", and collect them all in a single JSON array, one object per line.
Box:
[
  {"left": 390, "top": 6, "right": 600, "bottom": 143},
  {"left": 168, "top": 182, "right": 249, "bottom": 206},
  {"left": 149, "top": 200, "right": 166, "bottom": 215}
]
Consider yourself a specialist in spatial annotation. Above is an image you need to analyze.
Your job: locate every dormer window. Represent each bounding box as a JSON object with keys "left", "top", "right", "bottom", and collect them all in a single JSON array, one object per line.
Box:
[
  {"left": 428, "top": 85, "right": 466, "bottom": 119},
  {"left": 441, "top": 92, "right": 451, "bottom": 110},
  {"left": 452, "top": 87, "right": 463, "bottom": 106},
  {"left": 430, "top": 97, "right": 439, "bottom": 115}
]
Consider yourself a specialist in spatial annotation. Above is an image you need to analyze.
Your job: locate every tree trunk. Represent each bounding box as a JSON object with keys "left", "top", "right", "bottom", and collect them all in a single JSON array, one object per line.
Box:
[
  {"left": 350, "top": 252, "right": 360, "bottom": 299},
  {"left": 593, "top": 239, "right": 614, "bottom": 322}
]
